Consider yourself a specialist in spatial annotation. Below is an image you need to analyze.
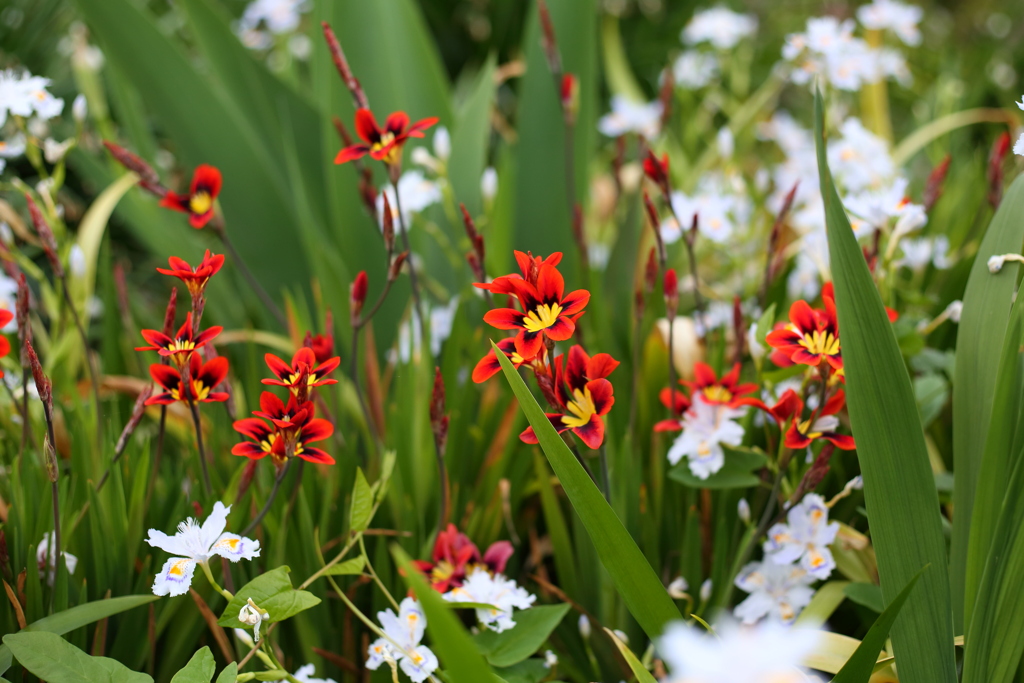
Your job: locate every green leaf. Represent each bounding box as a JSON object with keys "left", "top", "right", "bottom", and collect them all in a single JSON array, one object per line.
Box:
[
  {"left": 218, "top": 566, "right": 321, "bottom": 628},
  {"left": 0, "top": 594, "right": 158, "bottom": 675},
  {"left": 3, "top": 632, "right": 152, "bottom": 683},
  {"left": 494, "top": 342, "right": 681, "bottom": 639},
  {"left": 214, "top": 663, "right": 237, "bottom": 683},
  {"left": 844, "top": 583, "right": 884, "bottom": 613},
  {"left": 349, "top": 468, "right": 373, "bottom": 533},
  {"left": 832, "top": 570, "right": 924, "bottom": 683},
  {"left": 667, "top": 448, "right": 767, "bottom": 489},
  {"left": 391, "top": 545, "right": 497, "bottom": 683},
  {"left": 814, "top": 89, "right": 956, "bottom": 683},
  {"left": 493, "top": 659, "right": 552, "bottom": 683},
  {"left": 449, "top": 55, "right": 497, "bottom": 218},
  {"left": 474, "top": 604, "right": 571, "bottom": 667},
  {"left": 604, "top": 628, "right": 657, "bottom": 683},
  {"left": 794, "top": 581, "right": 851, "bottom": 628},
  {"left": 323, "top": 557, "right": 366, "bottom": 576},
  {"left": 533, "top": 453, "right": 580, "bottom": 598},
  {"left": 953, "top": 174, "right": 1024, "bottom": 631},
  {"left": 169, "top": 648, "right": 215, "bottom": 683}
]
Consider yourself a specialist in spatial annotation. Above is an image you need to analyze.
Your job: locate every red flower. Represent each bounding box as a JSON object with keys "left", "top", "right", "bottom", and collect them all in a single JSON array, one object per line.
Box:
[
  {"left": 252, "top": 391, "right": 314, "bottom": 430},
  {"left": 767, "top": 296, "right": 842, "bottom": 371},
  {"left": 744, "top": 389, "right": 855, "bottom": 450},
  {"left": 159, "top": 164, "right": 222, "bottom": 228},
  {"left": 682, "top": 362, "right": 758, "bottom": 408},
  {"left": 412, "top": 524, "right": 514, "bottom": 593},
  {"left": 521, "top": 345, "right": 618, "bottom": 449},
  {"left": 482, "top": 263, "right": 589, "bottom": 360},
  {"left": 146, "top": 353, "right": 229, "bottom": 405},
  {"left": 156, "top": 251, "right": 225, "bottom": 300},
  {"left": 643, "top": 150, "right": 670, "bottom": 194},
  {"left": 0, "top": 308, "right": 12, "bottom": 378},
  {"left": 475, "top": 251, "right": 564, "bottom": 297},
  {"left": 263, "top": 347, "right": 340, "bottom": 395},
  {"left": 135, "top": 312, "right": 222, "bottom": 367},
  {"left": 653, "top": 387, "right": 691, "bottom": 432},
  {"left": 472, "top": 337, "right": 533, "bottom": 384},
  {"left": 334, "top": 109, "right": 439, "bottom": 166},
  {"left": 231, "top": 401, "right": 335, "bottom": 465}
]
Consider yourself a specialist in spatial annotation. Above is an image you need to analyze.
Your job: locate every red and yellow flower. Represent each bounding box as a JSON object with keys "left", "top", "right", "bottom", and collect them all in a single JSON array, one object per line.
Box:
[
  {"left": 146, "top": 353, "right": 229, "bottom": 405},
  {"left": 412, "top": 524, "right": 514, "bottom": 593},
  {"left": 653, "top": 387, "right": 691, "bottom": 432},
  {"left": 472, "top": 337, "right": 533, "bottom": 384},
  {"left": 135, "top": 312, "right": 222, "bottom": 367},
  {"left": 482, "top": 263, "right": 589, "bottom": 361},
  {"left": 334, "top": 109, "right": 439, "bottom": 166},
  {"left": 682, "top": 362, "right": 758, "bottom": 408},
  {"left": 521, "top": 345, "right": 618, "bottom": 449},
  {"left": 744, "top": 389, "right": 855, "bottom": 451},
  {"left": 767, "top": 296, "right": 842, "bottom": 372},
  {"left": 156, "top": 251, "right": 225, "bottom": 300},
  {"left": 231, "top": 401, "right": 335, "bottom": 465},
  {"left": 263, "top": 347, "right": 340, "bottom": 396},
  {"left": 159, "top": 164, "right": 222, "bottom": 228}
]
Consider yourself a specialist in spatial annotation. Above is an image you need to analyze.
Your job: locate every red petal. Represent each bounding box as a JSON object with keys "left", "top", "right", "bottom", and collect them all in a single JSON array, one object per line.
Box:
[
  {"left": 406, "top": 116, "right": 439, "bottom": 136},
  {"left": 543, "top": 316, "right": 575, "bottom": 341},
  {"left": 559, "top": 289, "right": 590, "bottom": 317},
  {"left": 565, "top": 345, "right": 588, "bottom": 389},
  {"left": 298, "top": 447, "right": 336, "bottom": 465},
  {"left": 301, "top": 418, "right": 334, "bottom": 444},
  {"left": 191, "top": 164, "right": 222, "bottom": 199},
  {"left": 384, "top": 111, "right": 411, "bottom": 135},
  {"left": 824, "top": 433, "right": 856, "bottom": 450},
  {"left": 586, "top": 352, "right": 619, "bottom": 380},
  {"left": 520, "top": 426, "right": 539, "bottom": 444},
  {"left": 572, "top": 415, "right": 605, "bottom": 449},
  {"left": 514, "top": 331, "right": 545, "bottom": 361},
  {"left": 234, "top": 417, "right": 273, "bottom": 441},
  {"left": 265, "top": 353, "right": 292, "bottom": 380},
  {"left": 334, "top": 145, "right": 370, "bottom": 164},
  {"left": 199, "top": 356, "right": 229, "bottom": 388},
  {"left": 354, "top": 108, "right": 381, "bottom": 143},
  {"left": 822, "top": 390, "right": 846, "bottom": 416},
  {"left": 483, "top": 308, "right": 525, "bottom": 330},
  {"left": 189, "top": 211, "right": 213, "bottom": 229},
  {"left": 158, "top": 192, "right": 190, "bottom": 213},
  {"left": 536, "top": 264, "right": 565, "bottom": 303},
  {"left": 259, "top": 391, "right": 285, "bottom": 418},
  {"left": 784, "top": 422, "right": 812, "bottom": 450},
  {"left": 0, "top": 309, "right": 13, "bottom": 327},
  {"left": 0, "top": 336, "right": 9, "bottom": 358},
  {"left": 586, "top": 378, "right": 615, "bottom": 415},
  {"left": 472, "top": 352, "right": 500, "bottom": 383},
  {"left": 692, "top": 362, "right": 717, "bottom": 389},
  {"left": 138, "top": 329, "right": 171, "bottom": 351},
  {"left": 194, "top": 326, "right": 223, "bottom": 347},
  {"left": 653, "top": 419, "right": 683, "bottom": 432},
  {"left": 149, "top": 363, "right": 181, "bottom": 390},
  {"left": 771, "top": 389, "right": 804, "bottom": 422},
  {"left": 232, "top": 442, "right": 269, "bottom": 459},
  {"left": 788, "top": 300, "right": 818, "bottom": 333},
  {"left": 790, "top": 349, "right": 823, "bottom": 367}
]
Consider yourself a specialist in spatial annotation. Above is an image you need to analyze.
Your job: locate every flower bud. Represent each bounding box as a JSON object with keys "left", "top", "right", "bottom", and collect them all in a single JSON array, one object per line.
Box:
[
  {"left": 560, "top": 73, "right": 579, "bottom": 125},
  {"left": 577, "top": 614, "right": 591, "bottom": 640},
  {"left": 699, "top": 578, "right": 713, "bottom": 603},
  {"left": 25, "top": 195, "right": 63, "bottom": 279},
  {"left": 389, "top": 251, "right": 409, "bottom": 282},
  {"left": 668, "top": 575, "right": 689, "bottom": 599},
  {"left": 989, "top": 131, "right": 1011, "bottom": 209},
  {"left": 480, "top": 167, "right": 498, "bottom": 203},
  {"left": 162, "top": 288, "right": 178, "bottom": 337},
  {"left": 430, "top": 366, "right": 449, "bottom": 454},
  {"left": 432, "top": 126, "right": 451, "bottom": 162},
  {"left": 989, "top": 254, "right": 1008, "bottom": 273},
  {"left": 945, "top": 299, "right": 963, "bottom": 324},
  {"left": 924, "top": 154, "right": 950, "bottom": 212},
  {"left": 380, "top": 192, "right": 395, "bottom": 252},
  {"left": 16, "top": 274, "right": 31, "bottom": 363},
  {"left": 238, "top": 598, "right": 269, "bottom": 643},
  {"left": 350, "top": 271, "right": 368, "bottom": 322},
  {"left": 26, "top": 340, "right": 51, "bottom": 413},
  {"left": 643, "top": 151, "right": 670, "bottom": 195},
  {"left": 643, "top": 247, "right": 658, "bottom": 294},
  {"left": 663, "top": 268, "right": 678, "bottom": 316},
  {"left": 642, "top": 191, "right": 666, "bottom": 266},
  {"left": 537, "top": 0, "right": 562, "bottom": 74},
  {"left": 102, "top": 140, "right": 166, "bottom": 197},
  {"left": 72, "top": 94, "right": 88, "bottom": 123},
  {"left": 737, "top": 498, "right": 751, "bottom": 525}
]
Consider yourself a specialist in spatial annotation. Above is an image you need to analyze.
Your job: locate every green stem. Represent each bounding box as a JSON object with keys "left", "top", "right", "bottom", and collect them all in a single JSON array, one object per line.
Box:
[{"left": 199, "top": 561, "right": 234, "bottom": 601}]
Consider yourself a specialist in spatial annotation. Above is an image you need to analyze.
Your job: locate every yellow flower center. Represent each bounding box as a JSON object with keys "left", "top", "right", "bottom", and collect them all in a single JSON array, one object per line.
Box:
[
  {"left": 702, "top": 385, "right": 733, "bottom": 403},
  {"left": 523, "top": 303, "right": 563, "bottom": 333},
  {"left": 168, "top": 559, "right": 190, "bottom": 576},
  {"left": 796, "top": 327, "right": 839, "bottom": 357},
  {"left": 191, "top": 381, "right": 212, "bottom": 401},
  {"left": 189, "top": 191, "right": 213, "bottom": 216},
  {"left": 169, "top": 339, "right": 196, "bottom": 354},
  {"left": 562, "top": 387, "right": 597, "bottom": 429}
]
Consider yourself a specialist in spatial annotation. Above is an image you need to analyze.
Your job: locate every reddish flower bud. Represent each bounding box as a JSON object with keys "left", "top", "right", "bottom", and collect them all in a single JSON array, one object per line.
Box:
[
  {"left": 102, "top": 140, "right": 167, "bottom": 197},
  {"left": 537, "top": 0, "right": 562, "bottom": 74},
  {"left": 114, "top": 386, "right": 152, "bottom": 458},
  {"left": 331, "top": 115, "right": 355, "bottom": 148},
  {"left": 634, "top": 288, "right": 646, "bottom": 320},
  {"left": 732, "top": 295, "right": 744, "bottom": 365},
  {"left": 658, "top": 65, "right": 674, "bottom": 131},
  {"left": 350, "top": 271, "right": 368, "bottom": 322},
  {"left": 236, "top": 459, "right": 260, "bottom": 503},
  {"left": 307, "top": 310, "right": 335, "bottom": 364},
  {"left": 430, "top": 366, "right": 449, "bottom": 453},
  {"left": 25, "top": 340, "right": 51, "bottom": 413},
  {"left": 561, "top": 73, "right": 579, "bottom": 125},
  {"left": 321, "top": 21, "right": 369, "bottom": 110},
  {"left": 359, "top": 168, "right": 378, "bottom": 217},
  {"left": 389, "top": 252, "right": 409, "bottom": 282},
  {"left": 162, "top": 288, "right": 178, "bottom": 337},
  {"left": 989, "top": 132, "right": 1011, "bottom": 209},
  {"left": 25, "top": 195, "right": 63, "bottom": 278},
  {"left": 663, "top": 268, "right": 679, "bottom": 316},
  {"left": 381, "top": 192, "right": 395, "bottom": 252},
  {"left": 643, "top": 191, "right": 666, "bottom": 266},
  {"left": 644, "top": 247, "right": 658, "bottom": 294},
  {"left": 16, "top": 273, "right": 31, "bottom": 364},
  {"left": 924, "top": 154, "right": 951, "bottom": 213},
  {"left": 643, "top": 151, "right": 671, "bottom": 195}
]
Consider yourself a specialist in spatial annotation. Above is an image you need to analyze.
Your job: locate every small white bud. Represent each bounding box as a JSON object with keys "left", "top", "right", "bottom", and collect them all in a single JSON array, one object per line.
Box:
[
  {"left": 543, "top": 650, "right": 558, "bottom": 668},
  {"left": 69, "top": 244, "right": 86, "bottom": 278},
  {"left": 699, "top": 578, "right": 713, "bottom": 603},
  {"left": 432, "top": 126, "right": 451, "bottom": 162},
  {"left": 72, "top": 94, "right": 87, "bottom": 123},
  {"left": 612, "top": 629, "right": 629, "bottom": 645},
  {"left": 945, "top": 299, "right": 963, "bottom": 324},
  {"left": 988, "top": 255, "right": 1007, "bottom": 273},
  {"left": 238, "top": 598, "right": 268, "bottom": 642},
  {"left": 737, "top": 498, "right": 751, "bottom": 525},
  {"left": 668, "top": 575, "right": 689, "bottom": 599},
  {"left": 481, "top": 167, "right": 498, "bottom": 202},
  {"left": 716, "top": 127, "right": 734, "bottom": 158},
  {"left": 0, "top": 222, "right": 12, "bottom": 245},
  {"left": 578, "top": 614, "right": 591, "bottom": 639},
  {"left": 410, "top": 146, "right": 435, "bottom": 170}
]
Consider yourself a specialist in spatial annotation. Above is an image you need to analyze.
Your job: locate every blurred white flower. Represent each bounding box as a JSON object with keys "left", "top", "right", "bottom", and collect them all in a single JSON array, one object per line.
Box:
[
  {"left": 444, "top": 567, "right": 536, "bottom": 632},
  {"left": 783, "top": 17, "right": 886, "bottom": 92},
  {"left": 944, "top": 299, "right": 963, "bottom": 324},
  {"left": 366, "top": 598, "right": 438, "bottom": 683},
  {"left": 662, "top": 178, "right": 750, "bottom": 246},
  {"left": 699, "top": 578, "right": 713, "bottom": 603},
  {"left": 0, "top": 273, "right": 16, "bottom": 332},
  {"left": 717, "top": 127, "right": 735, "bottom": 158},
  {"left": 37, "top": 532, "right": 78, "bottom": 586},
  {"left": 734, "top": 560, "right": 816, "bottom": 625},
  {"left": 672, "top": 50, "right": 719, "bottom": 89},
  {"left": 239, "top": 0, "right": 310, "bottom": 35},
  {"left": 765, "top": 493, "right": 839, "bottom": 580},
  {"left": 857, "top": 0, "right": 923, "bottom": 46},
  {"left": 432, "top": 126, "right": 451, "bottom": 162},
  {"left": 668, "top": 575, "right": 690, "bottom": 599},
  {"left": 0, "top": 70, "right": 64, "bottom": 126},
  {"left": 72, "top": 93, "right": 87, "bottom": 122},
  {"left": 481, "top": 166, "right": 498, "bottom": 202},
  {"left": 657, "top": 619, "right": 821, "bottom": 682},
  {"left": 578, "top": 614, "right": 592, "bottom": 639},
  {"left": 597, "top": 95, "right": 662, "bottom": 139},
  {"left": 682, "top": 6, "right": 758, "bottom": 49},
  {"left": 828, "top": 118, "right": 894, "bottom": 192},
  {"left": 69, "top": 244, "right": 87, "bottom": 278},
  {"left": 738, "top": 498, "right": 752, "bottom": 524},
  {"left": 843, "top": 177, "right": 919, "bottom": 238},
  {"left": 377, "top": 170, "right": 442, "bottom": 228},
  {"left": 43, "top": 137, "right": 73, "bottom": 164},
  {"left": 0, "top": 134, "right": 26, "bottom": 167},
  {"left": 146, "top": 502, "right": 261, "bottom": 597},
  {"left": 896, "top": 235, "right": 950, "bottom": 270},
  {"left": 293, "top": 664, "right": 336, "bottom": 683},
  {"left": 543, "top": 650, "right": 558, "bottom": 668},
  {"left": 288, "top": 34, "right": 312, "bottom": 60},
  {"left": 667, "top": 395, "right": 746, "bottom": 478}
]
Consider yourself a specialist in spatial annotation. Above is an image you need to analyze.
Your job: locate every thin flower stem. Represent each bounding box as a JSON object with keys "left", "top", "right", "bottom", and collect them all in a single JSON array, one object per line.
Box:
[
  {"left": 662, "top": 198, "right": 707, "bottom": 330},
  {"left": 199, "top": 561, "right": 234, "bottom": 602},
  {"left": 40, "top": 402, "right": 61, "bottom": 613},
  {"left": 216, "top": 229, "right": 287, "bottom": 328},
  {"left": 188, "top": 400, "right": 213, "bottom": 496},
  {"left": 2, "top": 377, "right": 27, "bottom": 425},
  {"left": 434, "top": 439, "right": 450, "bottom": 527},
  {"left": 20, "top": 368, "right": 29, "bottom": 457},
  {"left": 390, "top": 178, "right": 427, "bottom": 334},
  {"left": 242, "top": 459, "right": 292, "bottom": 537},
  {"left": 146, "top": 405, "right": 168, "bottom": 504},
  {"left": 358, "top": 535, "right": 400, "bottom": 612},
  {"left": 61, "top": 280, "right": 102, "bottom": 442},
  {"left": 238, "top": 623, "right": 278, "bottom": 670}
]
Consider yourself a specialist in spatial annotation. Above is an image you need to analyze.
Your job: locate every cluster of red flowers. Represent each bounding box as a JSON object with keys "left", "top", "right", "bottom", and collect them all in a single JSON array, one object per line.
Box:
[
  {"left": 474, "top": 251, "right": 618, "bottom": 449},
  {"left": 413, "top": 524, "right": 513, "bottom": 593},
  {"left": 655, "top": 362, "right": 758, "bottom": 432}
]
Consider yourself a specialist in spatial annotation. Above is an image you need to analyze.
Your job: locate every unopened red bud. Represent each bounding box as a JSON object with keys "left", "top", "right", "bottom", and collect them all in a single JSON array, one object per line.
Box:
[
  {"left": 430, "top": 367, "right": 446, "bottom": 428},
  {"left": 381, "top": 192, "right": 395, "bottom": 251},
  {"left": 350, "top": 271, "right": 368, "bottom": 321},
  {"left": 658, "top": 65, "right": 674, "bottom": 130},
  {"left": 537, "top": 0, "right": 562, "bottom": 74},
  {"left": 321, "top": 21, "right": 369, "bottom": 110},
  {"left": 663, "top": 268, "right": 679, "bottom": 315},
  {"left": 114, "top": 387, "right": 152, "bottom": 458},
  {"left": 25, "top": 340, "right": 51, "bottom": 411},
  {"left": 924, "top": 155, "right": 951, "bottom": 213},
  {"left": 644, "top": 247, "right": 658, "bottom": 294},
  {"left": 359, "top": 170, "right": 378, "bottom": 217},
  {"left": 989, "top": 132, "right": 1011, "bottom": 209},
  {"left": 236, "top": 459, "right": 260, "bottom": 503},
  {"left": 389, "top": 252, "right": 409, "bottom": 282},
  {"left": 103, "top": 141, "right": 167, "bottom": 197},
  {"left": 466, "top": 252, "right": 485, "bottom": 282},
  {"left": 16, "top": 273, "right": 30, "bottom": 363},
  {"left": 643, "top": 151, "right": 671, "bottom": 195},
  {"left": 634, "top": 288, "right": 645, "bottom": 319},
  {"left": 561, "top": 73, "right": 579, "bottom": 124},
  {"left": 643, "top": 191, "right": 667, "bottom": 266},
  {"left": 162, "top": 288, "right": 178, "bottom": 337},
  {"left": 331, "top": 115, "right": 354, "bottom": 147},
  {"left": 25, "top": 195, "right": 63, "bottom": 278}
]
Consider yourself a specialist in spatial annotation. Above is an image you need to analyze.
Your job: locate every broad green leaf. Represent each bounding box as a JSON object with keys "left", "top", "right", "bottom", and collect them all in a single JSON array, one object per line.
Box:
[
  {"left": 214, "top": 663, "right": 237, "bottom": 683},
  {"left": 349, "top": 468, "right": 373, "bottom": 533},
  {"left": 667, "top": 448, "right": 767, "bottom": 489},
  {"left": 494, "top": 342, "right": 681, "bottom": 639},
  {"left": 952, "top": 173, "right": 1024, "bottom": 630},
  {"left": 832, "top": 570, "right": 923, "bottom": 683},
  {"left": 605, "top": 628, "right": 657, "bottom": 683},
  {"left": 474, "top": 604, "right": 571, "bottom": 667},
  {"left": 0, "top": 594, "right": 158, "bottom": 675},
  {"left": 74, "top": 172, "right": 138, "bottom": 304},
  {"left": 814, "top": 90, "right": 956, "bottom": 683},
  {"left": 323, "top": 557, "right": 366, "bottom": 576},
  {"left": 794, "top": 581, "right": 850, "bottom": 628},
  {"left": 449, "top": 55, "right": 497, "bottom": 218},
  {"left": 218, "top": 566, "right": 320, "bottom": 628},
  {"left": 3, "top": 632, "right": 152, "bottom": 683},
  {"left": 169, "top": 648, "right": 214, "bottom": 683},
  {"left": 391, "top": 545, "right": 497, "bottom": 683},
  {"left": 844, "top": 583, "right": 884, "bottom": 613},
  {"left": 493, "top": 659, "right": 551, "bottom": 683}
]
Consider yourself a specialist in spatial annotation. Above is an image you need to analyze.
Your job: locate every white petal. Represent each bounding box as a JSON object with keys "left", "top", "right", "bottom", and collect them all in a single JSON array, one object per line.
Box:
[
  {"left": 200, "top": 502, "right": 231, "bottom": 551},
  {"left": 152, "top": 558, "right": 196, "bottom": 597},
  {"left": 211, "top": 533, "right": 261, "bottom": 562},
  {"left": 146, "top": 528, "right": 193, "bottom": 558}
]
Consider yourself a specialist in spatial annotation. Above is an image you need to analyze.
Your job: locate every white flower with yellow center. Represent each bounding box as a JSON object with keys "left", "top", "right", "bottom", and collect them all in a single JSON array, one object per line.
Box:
[
  {"left": 734, "top": 560, "right": 816, "bottom": 625},
  {"left": 857, "top": 0, "right": 923, "bottom": 46},
  {"left": 667, "top": 395, "right": 746, "bottom": 478},
  {"left": 682, "top": 7, "right": 758, "bottom": 49},
  {"left": 0, "top": 69, "right": 64, "bottom": 126},
  {"left": 366, "top": 598, "right": 438, "bottom": 683},
  {"left": 443, "top": 567, "right": 536, "bottom": 633},
  {"left": 146, "top": 502, "right": 260, "bottom": 597},
  {"left": 764, "top": 494, "right": 839, "bottom": 580},
  {"left": 597, "top": 95, "right": 663, "bottom": 139}
]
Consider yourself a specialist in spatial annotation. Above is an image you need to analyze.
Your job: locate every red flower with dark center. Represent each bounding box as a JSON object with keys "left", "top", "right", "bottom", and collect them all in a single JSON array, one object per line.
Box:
[
  {"left": 472, "top": 337, "right": 533, "bottom": 384},
  {"left": 146, "top": 353, "right": 229, "bottom": 405},
  {"left": 767, "top": 296, "right": 842, "bottom": 371},
  {"left": 231, "top": 406, "right": 335, "bottom": 465},
  {"left": 483, "top": 264, "right": 590, "bottom": 360},
  {"left": 0, "top": 308, "right": 12, "bottom": 378},
  {"left": 681, "top": 362, "right": 758, "bottom": 408},
  {"left": 159, "top": 164, "right": 222, "bottom": 228},
  {"left": 334, "top": 108, "right": 439, "bottom": 166},
  {"left": 475, "top": 251, "right": 563, "bottom": 297},
  {"left": 156, "top": 251, "right": 225, "bottom": 300},
  {"left": 135, "top": 312, "right": 222, "bottom": 367},
  {"left": 521, "top": 345, "right": 618, "bottom": 449},
  {"left": 412, "top": 524, "right": 514, "bottom": 593},
  {"left": 263, "top": 347, "right": 340, "bottom": 394},
  {"left": 653, "top": 387, "right": 691, "bottom": 432},
  {"left": 742, "top": 389, "right": 855, "bottom": 450},
  {"left": 251, "top": 391, "right": 313, "bottom": 430}
]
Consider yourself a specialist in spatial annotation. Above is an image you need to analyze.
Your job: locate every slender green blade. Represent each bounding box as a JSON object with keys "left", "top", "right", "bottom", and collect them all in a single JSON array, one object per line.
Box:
[
  {"left": 814, "top": 89, "right": 956, "bottom": 683},
  {"left": 959, "top": 175, "right": 1024, "bottom": 631},
  {"left": 832, "top": 570, "right": 924, "bottom": 683},
  {"left": 494, "top": 342, "right": 680, "bottom": 639},
  {"left": 605, "top": 629, "right": 657, "bottom": 683},
  {"left": 449, "top": 55, "right": 497, "bottom": 218}
]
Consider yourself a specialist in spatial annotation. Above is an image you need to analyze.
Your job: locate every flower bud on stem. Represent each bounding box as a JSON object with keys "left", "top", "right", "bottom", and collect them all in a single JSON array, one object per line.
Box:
[
  {"left": 430, "top": 367, "right": 450, "bottom": 526},
  {"left": 27, "top": 340, "right": 62, "bottom": 611}
]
